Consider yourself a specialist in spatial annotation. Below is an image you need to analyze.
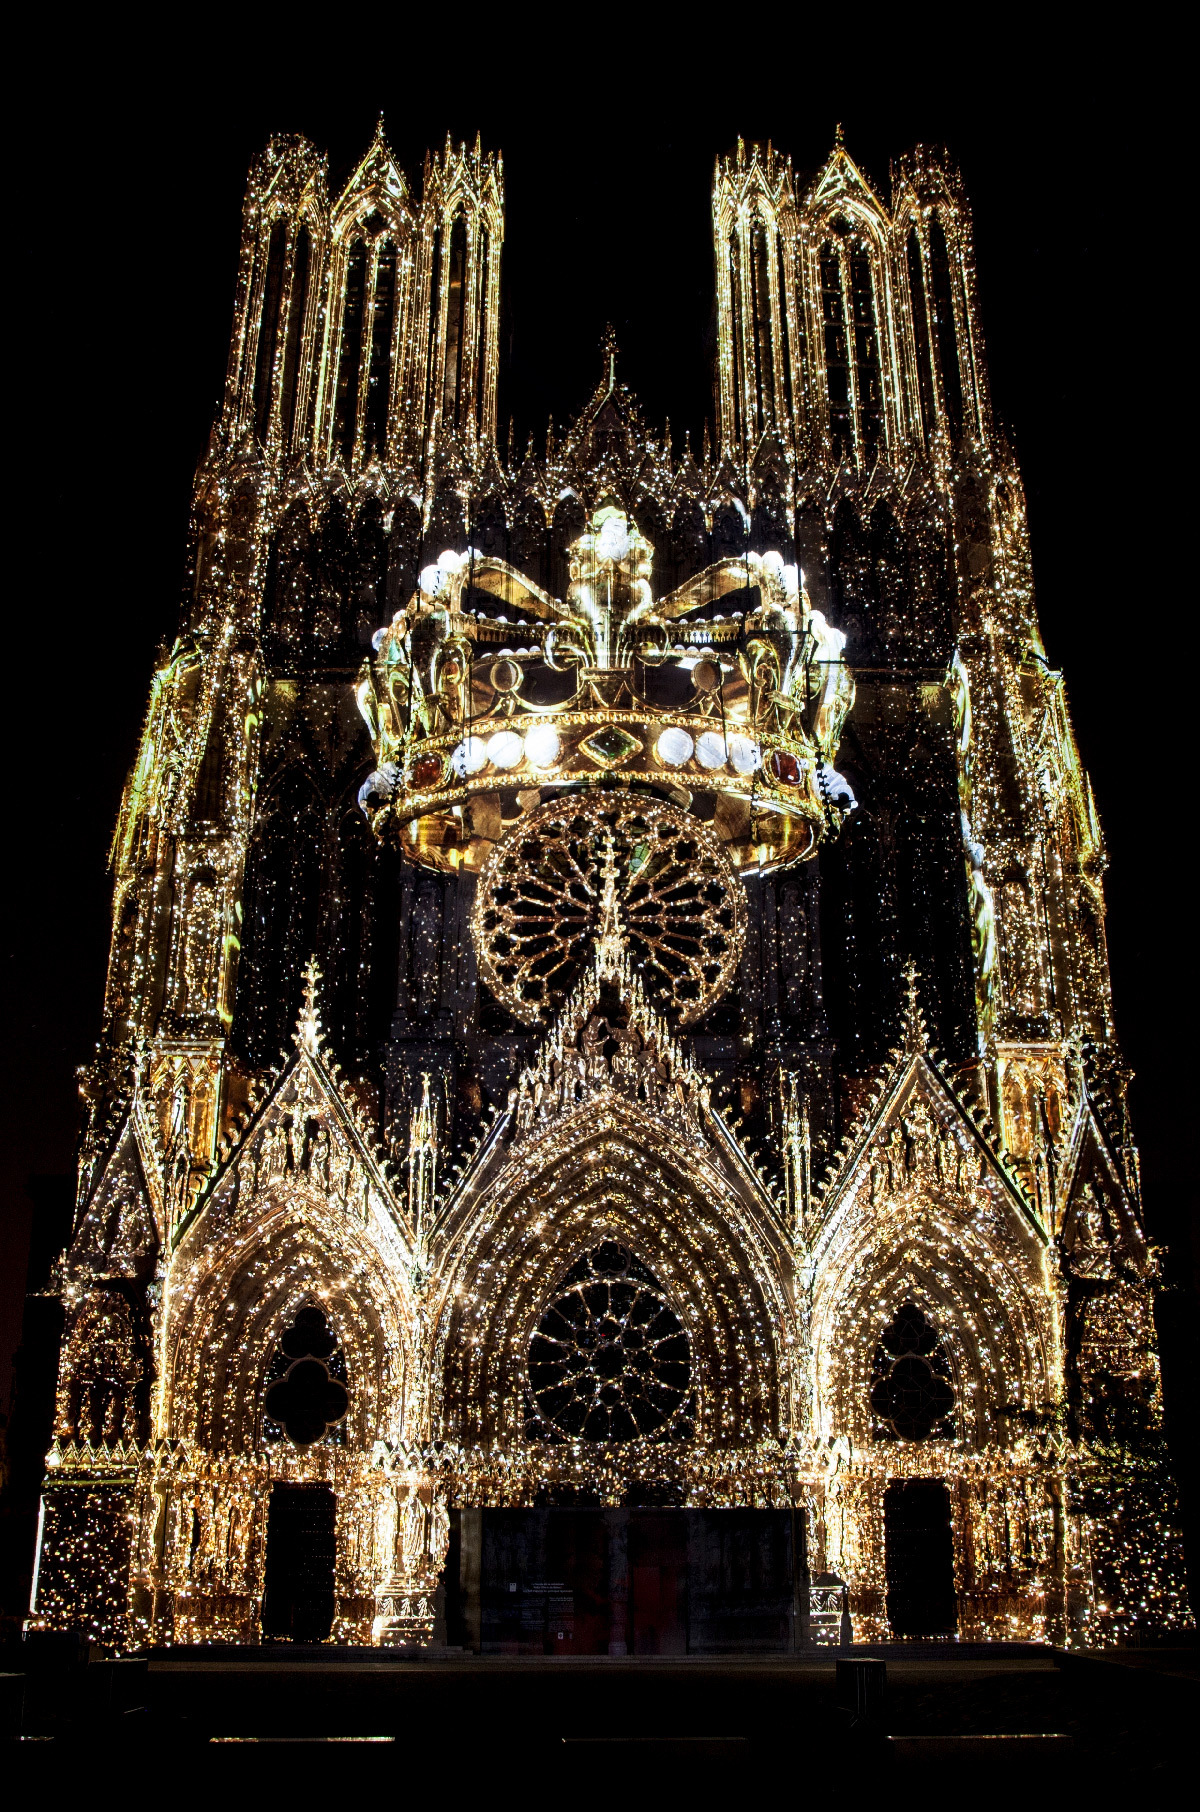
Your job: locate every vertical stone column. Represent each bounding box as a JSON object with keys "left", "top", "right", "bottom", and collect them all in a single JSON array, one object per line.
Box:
[{"left": 373, "top": 1471, "right": 450, "bottom": 1647}]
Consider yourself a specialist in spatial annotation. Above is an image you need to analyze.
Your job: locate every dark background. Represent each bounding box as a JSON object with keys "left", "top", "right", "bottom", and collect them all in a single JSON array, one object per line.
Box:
[{"left": 3, "top": 38, "right": 1194, "bottom": 1587}]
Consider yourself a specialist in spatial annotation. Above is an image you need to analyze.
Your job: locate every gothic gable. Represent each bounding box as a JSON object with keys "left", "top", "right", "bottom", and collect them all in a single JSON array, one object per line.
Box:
[
  {"left": 1058, "top": 1094, "right": 1145, "bottom": 1281},
  {"left": 807, "top": 987, "right": 1057, "bottom": 1455},
  {"left": 195, "top": 964, "right": 405, "bottom": 1243},
  {"left": 69, "top": 1119, "right": 158, "bottom": 1280},
  {"left": 163, "top": 968, "right": 420, "bottom": 1453},
  {"left": 806, "top": 134, "right": 889, "bottom": 228},
  {"left": 429, "top": 890, "right": 796, "bottom": 1450}
]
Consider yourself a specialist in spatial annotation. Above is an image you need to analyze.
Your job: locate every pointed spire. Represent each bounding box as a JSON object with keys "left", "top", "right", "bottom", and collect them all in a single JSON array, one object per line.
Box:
[
  {"left": 600, "top": 323, "right": 619, "bottom": 393},
  {"left": 782, "top": 1070, "right": 812, "bottom": 1242},
  {"left": 296, "top": 956, "right": 324, "bottom": 1053},
  {"left": 901, "top": 961, "right": 928, "bottom": 1053},
  {"left": 595, "top": 832, "right": 625, "bottom": 976},
  {"left": 408, "top": 1072, "right": 438, "bottom": 1252},
  {"left": 834, "top": 121, "right": 845, "bottom": 148}
]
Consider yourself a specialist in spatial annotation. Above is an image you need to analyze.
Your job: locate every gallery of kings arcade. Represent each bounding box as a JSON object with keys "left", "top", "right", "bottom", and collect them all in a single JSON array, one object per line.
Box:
[{"left": 27, "top": 126, "right": 1189, "bottom": 1654}]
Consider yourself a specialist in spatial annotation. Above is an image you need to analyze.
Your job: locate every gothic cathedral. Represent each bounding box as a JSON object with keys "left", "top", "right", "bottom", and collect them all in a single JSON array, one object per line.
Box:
[{"left": 30, "top": 126, "right": 1188, "bottom": 1651}]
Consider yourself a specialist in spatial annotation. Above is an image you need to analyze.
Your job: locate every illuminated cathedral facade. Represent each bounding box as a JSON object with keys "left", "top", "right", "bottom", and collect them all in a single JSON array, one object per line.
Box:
[{"left": 30, "top": 126, "right": 1188, "bottom": 1651}]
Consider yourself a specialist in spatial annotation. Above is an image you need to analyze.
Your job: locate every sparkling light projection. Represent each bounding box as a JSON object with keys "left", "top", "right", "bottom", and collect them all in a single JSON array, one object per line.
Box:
[{"left": 29, "top": 126, "right": 1188, "bottom": 1653}]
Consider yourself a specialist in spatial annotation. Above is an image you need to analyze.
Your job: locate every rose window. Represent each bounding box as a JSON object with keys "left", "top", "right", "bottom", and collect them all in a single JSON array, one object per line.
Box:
[
  {"left": 473, "top": 792, "right": 744, "bottom": 1025},
  {"left": 527, "top": 1242, "right": 692, "bottom": 1442},
  {"left": 869, "top": 1302, "right": 956, "bottom": 1441}
]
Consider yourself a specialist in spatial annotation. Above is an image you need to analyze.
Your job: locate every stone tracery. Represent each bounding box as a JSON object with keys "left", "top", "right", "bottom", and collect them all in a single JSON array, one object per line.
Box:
[{"left": 29, "top": 124, "right": 1188, "bottom": 1657}]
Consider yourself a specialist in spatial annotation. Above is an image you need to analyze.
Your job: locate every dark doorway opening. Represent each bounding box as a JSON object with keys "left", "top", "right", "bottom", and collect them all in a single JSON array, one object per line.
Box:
[
  {"left": 687, "top": 1508, "right": 799, "bottom": 1652},
  {"left": 629, "top": 1510, "right": 688, "bottom": 1654},
  {"left": 884, "top": 1478, "right": 958, "bottom": 1636},
  {"left": 450, "top": 1507, "right": 801, "bottom": 1654},
  {"left": 261, "top": 1482, "right": 337, "bottom": 1641}
]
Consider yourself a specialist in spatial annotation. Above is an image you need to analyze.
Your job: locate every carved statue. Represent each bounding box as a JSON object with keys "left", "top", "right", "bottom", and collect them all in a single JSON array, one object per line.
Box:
[
  {"left": 611, "top": 1023, "right": 642, "bottom": 1086},
  {"left": 581, "top": 1015, "right": 610, "bottom": 1082},
  {"left": 400, "top": 1492, "right": 426, "bottom": 1573},
  {"left": 183, "top": 880, "right": 222, "bottom": 1015}
]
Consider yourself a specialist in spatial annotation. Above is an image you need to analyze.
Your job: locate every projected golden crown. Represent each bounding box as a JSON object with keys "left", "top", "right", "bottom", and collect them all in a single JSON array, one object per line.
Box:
[{"left": 355, "top": 504, "right": 856, "bottom": 875}]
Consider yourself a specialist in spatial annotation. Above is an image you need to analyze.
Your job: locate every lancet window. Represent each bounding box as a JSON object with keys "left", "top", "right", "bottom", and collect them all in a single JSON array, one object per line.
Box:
[
  {"left": 900, "top": 208, "right": 977, "bottom": 445},
  {"left": 441, "top": 214, "right": 468, "bottom": 427},
  {"left": 332, "top": 237, "right": 367, "bottom": 462},
  {"left": 278, "top": 224, "right": 311, "bottom": 448},
  {"left": 726, "top": 216, "right": 789, "bottom": 447},
  {"left": 474, "top": 227, "right": 492, "bottom": 426},
  {"left": 750, "top": 223, "right": 776, "bottom": 423},
  {"left": 363, "top": 238, "right": 398, "bottom": 460},
  {"left": 775, "top": 233, "right": 799, "bottom": 427},
  {"left": 327, "top": 215, "right": 408, "bottom": 466},
  {"left": 928, "top": 215, "right": 965, "bottom": 438},
  {"left": 728, "top": 229, "right": 747, "bottom": 444},
  {"left": 904, "top": 224, "right": 936, "bottom": 444},
  {"left": 252, "top": 220, "right": 288, "bottom": 442},
  {"left": 818, "top": 218, "right": 886, "bottom": 467}
]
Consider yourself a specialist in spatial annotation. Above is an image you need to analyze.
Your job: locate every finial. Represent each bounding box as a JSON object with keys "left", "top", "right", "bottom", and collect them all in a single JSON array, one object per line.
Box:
[
  {"left": 600, "top": 322, "right": 619, "bottom": 390},
  {"left": 596, "top": 832, "right": 624, "bottom": 974},
  {"left": 834, "top": 122, "right": 845, "bottom": 148},
  {"left": 408, "top": 1072, "right": 437, "bottom": 1257},
  {"left": 411, "top": 1072, "right": 435, "bottom": 1145},
  {"left": 901, "top": 960, "right": 927, "bottom": 1053},
  {"left": 376, "top": 111, "right": 386, "bottom": 138},
  {"left": 296, "top": 956, "right": 323, "bottom": 1053}
]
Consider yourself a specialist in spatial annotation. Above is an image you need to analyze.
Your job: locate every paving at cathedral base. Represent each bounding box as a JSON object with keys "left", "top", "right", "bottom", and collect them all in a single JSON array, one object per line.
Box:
[
  {"left": 14, "top": 117, "right": 1190, "bottom": 1761},
  {"left": 9, "top": 1639, "right": 1197, "bottom": 1783}
]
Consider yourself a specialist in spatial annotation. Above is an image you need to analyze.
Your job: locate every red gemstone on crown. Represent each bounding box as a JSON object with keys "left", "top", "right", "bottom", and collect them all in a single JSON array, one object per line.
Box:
[{"left": 411, "top": 752, "right": 445, "bottom": 789}]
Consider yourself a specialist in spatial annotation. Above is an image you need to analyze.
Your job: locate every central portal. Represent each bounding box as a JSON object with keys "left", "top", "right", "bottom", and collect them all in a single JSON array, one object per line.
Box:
[{"left": 446, "top": 1508, "right": 802, "bottom": 1655}]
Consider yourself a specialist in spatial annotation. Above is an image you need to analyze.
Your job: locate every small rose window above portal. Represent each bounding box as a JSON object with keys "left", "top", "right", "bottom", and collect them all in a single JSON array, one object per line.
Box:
[{"left": 527, "top": 1242, "right": 692, "bottom": 1443}]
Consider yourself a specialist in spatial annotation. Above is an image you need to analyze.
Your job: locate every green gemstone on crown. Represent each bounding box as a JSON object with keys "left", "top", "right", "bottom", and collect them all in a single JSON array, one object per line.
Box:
[{"left": 579, "top": 725, "right": 643, "bottom": 768}]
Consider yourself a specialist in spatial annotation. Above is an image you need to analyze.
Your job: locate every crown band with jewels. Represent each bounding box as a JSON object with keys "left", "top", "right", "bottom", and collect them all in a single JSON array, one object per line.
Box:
[{"left": 356, "top": 503, "right": 856, "bottom": 874}]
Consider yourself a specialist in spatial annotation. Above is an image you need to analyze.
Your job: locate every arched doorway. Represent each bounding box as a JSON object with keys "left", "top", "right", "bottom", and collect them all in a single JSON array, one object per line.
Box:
[
  {"left": 884, "top": 1478, "right": 957, "bottom": 1636},
  {"left": 261, "top": 1483, "right": 338, "bottom": 1642}
]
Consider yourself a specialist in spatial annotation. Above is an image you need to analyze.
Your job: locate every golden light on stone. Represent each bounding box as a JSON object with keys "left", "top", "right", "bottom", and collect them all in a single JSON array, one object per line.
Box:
[
  {"left": 472, "top": 793, "right": 745, "bottom": 1027},
  {"left": 27, "top": 123, "right": 1189, "bottom": 1655}
]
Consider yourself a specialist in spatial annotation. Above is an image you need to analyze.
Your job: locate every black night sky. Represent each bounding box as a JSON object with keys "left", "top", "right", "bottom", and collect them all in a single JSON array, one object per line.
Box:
[{"left": 3, "top": 38, "right": 1193, "bottom": 1560}]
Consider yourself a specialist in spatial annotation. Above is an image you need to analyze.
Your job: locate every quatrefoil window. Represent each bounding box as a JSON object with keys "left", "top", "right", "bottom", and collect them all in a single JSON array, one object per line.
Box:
[
  {"left": 869, "top": 1302, "right": 956, "bottom": 1442},
  {"left": 263, "top": 1304, "right": 349, "bottom": 1446}
]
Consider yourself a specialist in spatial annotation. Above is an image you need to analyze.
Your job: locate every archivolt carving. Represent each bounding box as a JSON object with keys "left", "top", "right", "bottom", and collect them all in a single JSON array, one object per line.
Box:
[
  {"left": 431, "top": 1097, "right": 792, "bottom": 1449},
  {"left": 164, "top": 1182, "right": 414, "bottom": 1452},
  {"left": 56, "top": 1290, "right": 144, "bottom": 1445},
  {"left": 811, "top": 1182, "right": 1054, "bottom": 1450}
]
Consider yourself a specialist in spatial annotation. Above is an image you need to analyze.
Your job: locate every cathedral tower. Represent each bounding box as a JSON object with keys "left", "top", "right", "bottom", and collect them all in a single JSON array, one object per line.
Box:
[{"left": 29, "top": 130, "right": 1187, "bottom": 1655}]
